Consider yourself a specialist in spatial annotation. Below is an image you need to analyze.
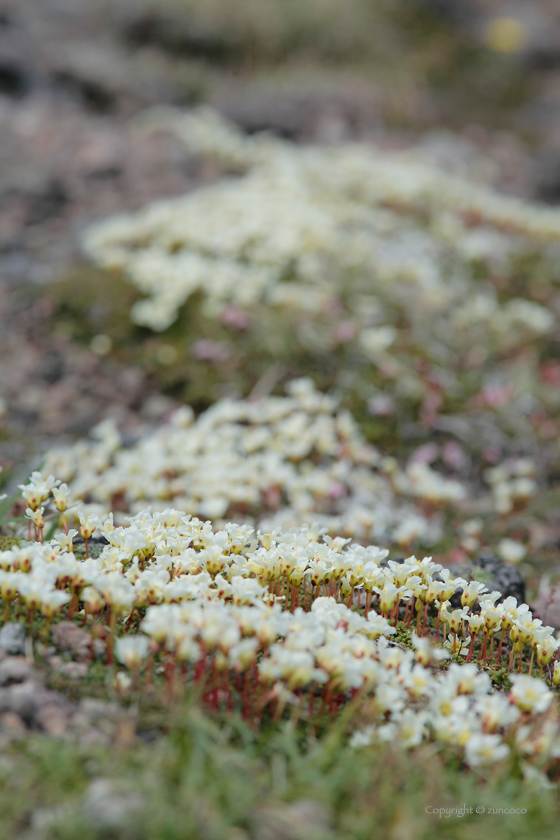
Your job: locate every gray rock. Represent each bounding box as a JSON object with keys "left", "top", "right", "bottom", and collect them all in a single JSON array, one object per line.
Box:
[
  {"left": 57, "top": 661, "right": 88, "bottom": 680},
  {"left": 533, "top": 585, "right": 560, "bottom": 629},
  {"left": 32, "top": 686, "right": 74, "bottom": 734},
  {"left": 450, "top": 556, "right": 526, "bottom": 607},
  {"left": 82, "top": 779, "right": 143, "bottom": 830},
  {"left": 79, "top": 698, "right": 121, "bottom": 721},
  {"left": 0, "top": 682, "right": 36, "bottom": 723},
  {"left": 0, "top": 676, "right": 74, "bottom": 731},
  {"left": 385, "top": 554, "right": 526, "bottom": 609},
  {"left": 0, "top": 657, "right": 33, "bottom": 686},
  {"left": 0, "top": 623, "right": 26, "bottom": 656},
  {"left": 252, "top": 799, "right": 333, "bottom": 840},
  {"left": 92, "top": 638, "right": 106, "bottom": 658}
]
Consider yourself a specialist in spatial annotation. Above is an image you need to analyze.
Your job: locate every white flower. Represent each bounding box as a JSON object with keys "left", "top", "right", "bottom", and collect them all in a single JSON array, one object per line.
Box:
[
  {"left": 479, "top": 694, "right": 520, "bottom": 733},
  {"left": 364, "top": 612, "right": 396, "bottom": 639},
  {"left": 464, "top": 734, "right": 510, "bottom": 767},
  {"left": 359, "top": 326, "right": 397, "bottom": 358},
  {"left": 509, "top": 675, "right": 553, "bottom": 714},
  {"left": 52, "top": 530, "right": 78, "bottom": 553},
  {"left": 25, "top": 507, "right": 46, "bottom": 530},
  {"left": 460, "top": 581, "right": 487, "bottom": 608},
  {"left": 397, "top": 710, "right": 428, "bottom": 748},
  {"left": 443, "top": 633, "right": 471, "bottom": 656},
  {"left": 52, "top": 483, "right": 71, "bottom": 513},
  {"left": 497, "top": 539, "right": 526, "bottom": 565},
  {"left": 78, "top": 511, "right": 102, "bottom": 541},
  {"left": 115, "top": 636, "right": 150, "bottom": 669},
  {"left": 411, "top": 633, "right": 449, "bottom": 666}
]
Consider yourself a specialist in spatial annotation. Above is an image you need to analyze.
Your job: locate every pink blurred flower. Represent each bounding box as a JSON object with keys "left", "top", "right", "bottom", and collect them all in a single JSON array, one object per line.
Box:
[
  {"left": 409, "top": 443, "right": 439, "bottom": 465},
  {"left": 327, "top": 482, "right": 346, "bottom": 499},
  {"left": 484, "top": 446, "right": 502, "bottom": 464},
  {"left": 333, "top": 320, "right": 358, "bottom": 343},
  {"left": 219, "top": 305, "right": 252, "bottom": 331},
  {"left": 367, "top": 394, "right": 395, "bottom": 416},
  {"left": 442, "top": 441, "right": 466, "bottom": 470},
  {"left": 192, "top": 339, "right": 231, "bottom": 363}
]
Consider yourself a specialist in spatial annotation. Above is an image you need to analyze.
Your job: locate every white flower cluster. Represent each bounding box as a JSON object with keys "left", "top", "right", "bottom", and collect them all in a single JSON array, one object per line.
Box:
[
  {"left": 84, "top": 107, "right": 559, "bottom": 357},
  {"left": 484, "top": 458, "right": 537, "bottom": 515},
  {"left": 2, "top": 477, "right": 560, "bottom": 775},
  {"left": 43, "top": 379, "right": 466, "bottom": 546}
]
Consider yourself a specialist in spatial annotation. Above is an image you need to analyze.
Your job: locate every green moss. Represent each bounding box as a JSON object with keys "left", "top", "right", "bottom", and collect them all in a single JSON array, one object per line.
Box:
[
  {"left": 46, "top": 266, "right": 144, "bottom": 348},
  {"left": 0, "top": 536, "right": 22, "bottom": 551}
]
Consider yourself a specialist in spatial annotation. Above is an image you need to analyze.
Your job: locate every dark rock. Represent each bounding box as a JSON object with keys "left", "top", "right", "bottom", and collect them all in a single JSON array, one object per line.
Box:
[
  {"left": 384, "top": 555, "right": 525, "bottom": 607},
  {"left": 26, "top": 178, "right": 68, "bottom": 225},
  {"left": 534, "top": 150, "right": 560, "bottom": 203},
  {"left": 0, "top": 61, "right": 29, "bottom": 98},
  {"left": 39, "top": 349, "right": 65, "bottom": 384},
  {"left": 450, "top": 556, "right": 526, "bottom": 607},
  {"left": 0, "top": 622, "right": 26, "bottom": 656}
]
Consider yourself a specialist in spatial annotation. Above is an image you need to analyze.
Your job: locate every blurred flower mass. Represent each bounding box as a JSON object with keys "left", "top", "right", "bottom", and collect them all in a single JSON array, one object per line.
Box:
[{"left": 4, "top": 0, "right": 560, "bottom": 835}]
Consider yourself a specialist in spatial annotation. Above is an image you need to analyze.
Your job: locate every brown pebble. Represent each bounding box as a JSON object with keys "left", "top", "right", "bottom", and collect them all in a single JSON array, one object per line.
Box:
[
  {"left": 51, "top": 622, "right": 92, "bottom": 660},
  {"left": 36, "top": 704, "right": 70, "bottom": 737},
  {"left": 0, "top": 711, "right": 26, "bottom": 733}
]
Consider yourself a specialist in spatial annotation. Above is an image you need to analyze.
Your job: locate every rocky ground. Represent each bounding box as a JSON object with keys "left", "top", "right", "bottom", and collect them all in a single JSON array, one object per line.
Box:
[{"left": 1, "top": 0, "right": 560, "bottom": 463}]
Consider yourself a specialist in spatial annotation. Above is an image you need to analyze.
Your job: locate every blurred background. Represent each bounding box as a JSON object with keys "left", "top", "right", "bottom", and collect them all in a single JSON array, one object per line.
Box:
[
  {"left": 3, "top": 0, "right": 560, "bottom": 442},
  {"left": 2, "top": 0, "right": 560, "bottom": 598}
]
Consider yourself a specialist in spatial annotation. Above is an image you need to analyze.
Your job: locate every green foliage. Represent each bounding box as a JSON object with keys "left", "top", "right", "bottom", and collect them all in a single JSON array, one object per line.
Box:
[{"left": 1, "top": 706, "right": 559, "bottom": 840}]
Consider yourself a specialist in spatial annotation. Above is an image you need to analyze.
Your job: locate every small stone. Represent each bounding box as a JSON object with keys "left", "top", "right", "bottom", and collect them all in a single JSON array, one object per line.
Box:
[
  {"left": 0, "top": 657, "right": 33, "bottom": 687},
  {"left": 92, "top": 638, "right": 106, "bottom": 658},
  {"left": 252, "top": 800, "right": 333, "bottom": 840},
  {"left": 79, "top": 698, "right": 121, "bottom": 719},
  {"left": 533, "top": 586, "right": 560, "bottom": 629},
  {"left": 0, "top": 711, "right": 26, "bottom": 733},
  {"left": 58, "top": 661, "right": 88, "bottom": 680},
  {"left": 0, "top": 682, "right": 36, "bottom": 722},
  {"left": 82, "top": 779, "right": 143, "bottom": 830},
  {"left": 51, "top": 621, "right": 91, "bottom": 660},
  {"left": 114, "top": 719, "right": 136, "bottom": 745},
  {"left": 26, "top": 685, "right": 75, "bottom": 732},
  {"left": 79, "top": 728, "right": 110, "bottom": 747},
  {"left": 0, "top": 623, "right": 26, "bottom": 656},
  {"left": 36, "top": 703, "right": 71, "bottom": 736}
]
